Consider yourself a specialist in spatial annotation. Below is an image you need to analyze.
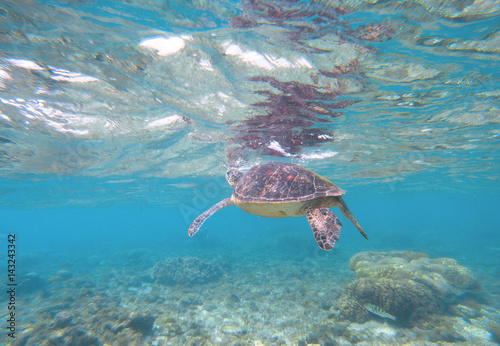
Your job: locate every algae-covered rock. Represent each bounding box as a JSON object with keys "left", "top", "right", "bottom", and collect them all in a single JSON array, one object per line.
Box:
[
  {"left": 18, "top": 272, "right": 46, "bottom": 293},
  {"left": 53, "top": 311, "right": 74, "bottom": 329},
  {"left": 126, "top": 312, "right": 155, "bottom": 335},
  {"left": 179, "top": 293, "right": 204, "bottom": 308},
  {"left": 320, "top": 286, "right": 343, "bottom": 311},
  {"left": 317, "top": 320, "right": 350, "bottom": 339},
  {"left": 344, "top": 321, "right": 398, "bottom": 344},
  {"left": 48, "top": 327, "right": 99, "bottom": 346}
]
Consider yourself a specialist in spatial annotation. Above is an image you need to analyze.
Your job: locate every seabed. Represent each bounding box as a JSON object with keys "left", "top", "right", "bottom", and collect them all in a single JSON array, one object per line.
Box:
[{"left": 5, "top": 247, "right": 500, "bottom": 346}]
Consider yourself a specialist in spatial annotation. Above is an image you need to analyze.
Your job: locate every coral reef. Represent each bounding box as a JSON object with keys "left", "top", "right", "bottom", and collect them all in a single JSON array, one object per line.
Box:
[
  {"left": 349, "top": 277, "right": 439, "bottom": 325},
  {"left": 8, "top": 249, "right": 499, "bottom": 346},
  {"left": 327, "top": 292, "right": 369, "bottom": 323},
  {"left": 325, "top": 251, "right": 482, "bottom": 326},
  {"left": 152, "top": 257, "right": 223, "bottom": 286},
  {"left": 349, "top": 251, "right": 480, "bottom": 298},
  {"left": 312, "top": 250, "right": 500, "bottom": 344},
  {"left": 324, "top": 251, "right": 482, "bottom": 327}
]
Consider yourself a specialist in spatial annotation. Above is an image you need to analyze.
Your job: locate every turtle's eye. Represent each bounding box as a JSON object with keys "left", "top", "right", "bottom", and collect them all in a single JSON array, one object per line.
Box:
[{"left": 321, "top": 209, "right": 328, "bottom": 215}]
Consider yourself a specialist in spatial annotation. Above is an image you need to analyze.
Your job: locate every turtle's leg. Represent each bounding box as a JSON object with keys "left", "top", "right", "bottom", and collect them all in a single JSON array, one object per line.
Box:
[
  {"left": 337, "top": 196, "right": 368, "bottom": 240},
  {"left": 306, "top": 207, "right": 342, "bottom": 251},
  {"left": 188, "top": 198, "right": 233, "bottom": 237}
]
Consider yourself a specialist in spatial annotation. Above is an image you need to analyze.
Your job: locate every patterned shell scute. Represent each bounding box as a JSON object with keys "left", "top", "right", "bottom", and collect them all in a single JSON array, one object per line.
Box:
[{"left": 233, "top": 162, "right": 345, "bottom": 203}]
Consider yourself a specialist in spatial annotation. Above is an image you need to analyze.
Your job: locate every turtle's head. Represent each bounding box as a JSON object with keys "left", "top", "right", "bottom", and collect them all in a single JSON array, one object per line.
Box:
[{"left": 226, "top": 168, "right": 243, "bottom": 187}]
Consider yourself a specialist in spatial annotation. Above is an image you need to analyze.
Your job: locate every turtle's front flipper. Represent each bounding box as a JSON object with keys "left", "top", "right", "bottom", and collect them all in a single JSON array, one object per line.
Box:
[
  {"left": 307, "top": 207, "right": 342, "bottom": 251},
  {"left": 189, "top": 198, "right": 233, "bottom": 237},
  {"left": 337, "top": 197, "right": 369, "bottom": 240}
]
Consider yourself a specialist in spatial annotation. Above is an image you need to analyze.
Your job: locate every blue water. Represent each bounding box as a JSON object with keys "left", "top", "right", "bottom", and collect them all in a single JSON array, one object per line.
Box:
[{"left": 1, "top": 0, "right": 499, "bottom": 345}]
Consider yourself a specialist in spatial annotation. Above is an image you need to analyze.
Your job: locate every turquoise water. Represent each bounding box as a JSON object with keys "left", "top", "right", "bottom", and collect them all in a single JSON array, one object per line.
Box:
[{"left": 1, "top": 0, "right": 499, "bottom": 345}]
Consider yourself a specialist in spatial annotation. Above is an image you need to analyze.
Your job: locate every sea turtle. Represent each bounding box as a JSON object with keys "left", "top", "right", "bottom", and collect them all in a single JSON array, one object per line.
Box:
[{"left": 189, "top": 161, "right": 368, "bottom": 250}]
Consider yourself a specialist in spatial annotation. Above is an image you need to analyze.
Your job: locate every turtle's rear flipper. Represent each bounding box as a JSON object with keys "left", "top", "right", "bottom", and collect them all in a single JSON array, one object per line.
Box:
[
  {"left": 189, "top": 198, "right": 233, "bottom": 237},
  {"left": 307, "top": 207, "right": 342, "bottom": 251},
  {"left": 337, "top": 197, "right": 369, "bottom": 240}
]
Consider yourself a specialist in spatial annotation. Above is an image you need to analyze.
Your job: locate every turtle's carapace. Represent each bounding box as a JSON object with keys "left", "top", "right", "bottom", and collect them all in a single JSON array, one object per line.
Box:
[{"left": 188, "top": 162, "right": 368, "bottom": 251}]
